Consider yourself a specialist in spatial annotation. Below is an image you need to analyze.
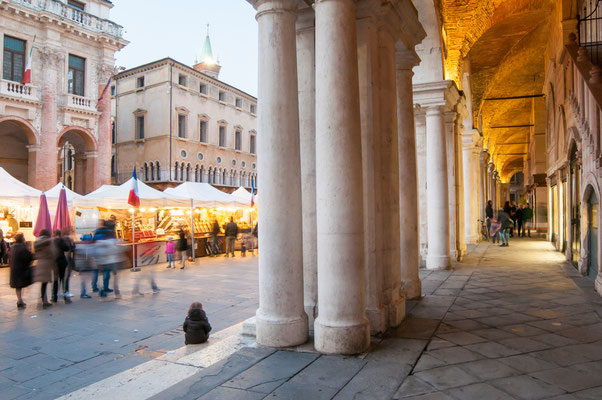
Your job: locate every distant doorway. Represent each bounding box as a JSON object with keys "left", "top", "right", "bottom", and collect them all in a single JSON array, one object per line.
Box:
[{"left": 587, "top": 190, "right": 599, "bottom": 281}]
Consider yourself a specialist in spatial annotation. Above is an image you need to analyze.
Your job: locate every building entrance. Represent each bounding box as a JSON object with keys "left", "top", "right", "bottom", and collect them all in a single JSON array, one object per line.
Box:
[{"left": 588, "top": 190, "right": 599, "bottom": 281}]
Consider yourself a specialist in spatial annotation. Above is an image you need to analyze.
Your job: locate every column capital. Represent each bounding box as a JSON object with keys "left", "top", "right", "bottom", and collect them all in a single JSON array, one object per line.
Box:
[
  {"left": 296, "top": 3, "right": 315, "bottom": 31},
  {"left": 26, "top": 144, "right": 41, "bottom": 152},
  {"left": 395, "top": 48, "right": 420, "bottom": 71},
  {"left": 251, "top": 0, "right": 298, "bottom": 14},
  {"left": 425, "top": 105, "right": 445, "bottom": 116},
  {"left": 39, "top": 47, "right": 64, "bottom": 69},
  {"left": 96, "top": 64, "right": 115, "bottom": 82}
]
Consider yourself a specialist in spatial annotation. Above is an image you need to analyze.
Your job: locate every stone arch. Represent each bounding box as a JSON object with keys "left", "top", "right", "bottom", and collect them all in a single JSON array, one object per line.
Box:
[
  {"left": 0, "top": 116, "right": 40, "bottom": 185},
  {"left": 580, "top": 174, "right": 602, "bottom": 279},
  {"left": 57, "top": 126, "right": 98, "bottom": 152},
  {"left": 56, "top": 126, "right": 98, "bottom": 194}
]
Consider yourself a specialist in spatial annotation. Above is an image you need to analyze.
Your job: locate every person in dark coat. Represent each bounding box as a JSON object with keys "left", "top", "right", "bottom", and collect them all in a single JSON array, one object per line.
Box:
[
  {"left": 224, "top": 217, "right": 239, "bottom": 258},
  {"left": 177, "top": 227, "right": 187, "bottom": 269},
  {"left": 485, "top": 200, "right": 493, "bottom": 240},
  {"left": 183, "top": 302, "right": 212, "bottom": 345},
  {"left": 9, "top": 234, "right": 33, "bottom": 309},
  {"left": 0, "top": 229, "right": 7, "bottom": 265},
  {"left": 210, "top": 220, "right": 221, "bottom": 256},
  {"left": 53, "top": 230, "right": 71, "bottom": 304},
  {"left": 34, "top": 229, "right": 56, "bottom": 308},
  {"left": 515, "top": 206, "right": 524, "bottom": 238},
  {"left": 498, "top": 208, "right": 512, "bottom": 247}
]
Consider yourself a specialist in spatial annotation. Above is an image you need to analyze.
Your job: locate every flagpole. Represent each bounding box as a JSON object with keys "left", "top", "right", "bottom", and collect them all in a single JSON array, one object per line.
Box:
[
  {"left": 190, "top": 199, "right": 195, "bottom": 260},
  {"left": 131, "top": 208, "right": 138, "bottom": 271}
]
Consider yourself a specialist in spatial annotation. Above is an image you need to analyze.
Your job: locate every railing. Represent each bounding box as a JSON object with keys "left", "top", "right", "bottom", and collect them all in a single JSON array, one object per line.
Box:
[
  {"left": 10, "top": 0, "right": 124, "bottom": 39},
  {"left": 579, "top": 0, "right": 602, "bottom": 66},
  {"left": 0, "top": 79, "right": 38, "bottom": 100},
  {"left": 63, "top": 93, "right": 96, "bottom": 111}
]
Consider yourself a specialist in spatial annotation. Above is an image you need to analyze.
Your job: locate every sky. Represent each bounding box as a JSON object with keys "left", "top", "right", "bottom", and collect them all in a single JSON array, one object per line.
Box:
[{"left": 110, "top": 0, "right": 258, "bottom": 97}]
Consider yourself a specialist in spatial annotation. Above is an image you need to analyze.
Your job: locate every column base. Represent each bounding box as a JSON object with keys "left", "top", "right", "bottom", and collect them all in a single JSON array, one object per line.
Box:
[
  {"left": 304, "top": 303, "right": 317, "bottom": 333},
  {"left": 314, "top": 317, "right": 370, "bottom": 355},
  {"left": 366, "top": 306, "right": 387, "bottom": 335},
  {"left": 426, "top": 254, "right": 451, "bottom": 270},
  {"left": 403, "top": 279, "right": 422, "bottom": 300},
  {"left": 256, "top": 310, "right": 308, "bottom": 348},
  {"left": 388, "top": 296, "right": 406, "bottom": 328}
]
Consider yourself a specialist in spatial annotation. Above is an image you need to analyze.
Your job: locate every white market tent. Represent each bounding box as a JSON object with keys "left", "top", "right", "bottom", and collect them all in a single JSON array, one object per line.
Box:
[
  {"left": 165, "top": 182, "right": 248, "bottom": 208},
  {"left": 231, "top": 186, "right": 257, "bottom": 205},
  {"left": 0, "top": 167, "right": 42, "bottom": 205},
  {"left": 74, "top": 178, "right": 190, "bottom": 208},
  {"left": 45, "top": 183, "right": 81, "bottom": 204}
]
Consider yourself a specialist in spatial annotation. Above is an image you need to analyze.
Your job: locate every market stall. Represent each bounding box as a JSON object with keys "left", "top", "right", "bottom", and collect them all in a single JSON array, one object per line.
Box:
[
  {"left": 74, "top": 178, "right": 190, "bottom": 266},
  {"left": 0, "top": 167, "right": 42, "bottom": 241}
]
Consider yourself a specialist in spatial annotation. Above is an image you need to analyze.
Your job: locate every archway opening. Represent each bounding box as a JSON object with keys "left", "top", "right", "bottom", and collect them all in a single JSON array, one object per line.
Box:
[
  {"left": 57, "top": 128, "right": 96, "bottom": 194},
  {"left": 587, "top": 188, "right": 599, "bottom": 281},
  {"left": 0, "top": 120, "right": 36, "bottom": 185}
]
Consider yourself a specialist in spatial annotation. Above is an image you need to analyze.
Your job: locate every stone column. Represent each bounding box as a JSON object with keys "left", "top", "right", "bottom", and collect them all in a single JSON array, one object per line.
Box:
[
  {"left": 396, "top": 49, "right": 421, "bottom": 299},
  {"left": 455, "top": 119, "right": 466, "bottom": 257},
  {"left": 96, "top": 65, "right": 113, "bottom": 189},
  {"left": 253, "top": 0, "right": 308, "bottom": 347},
  {"left": 296, "top": 6, "right": 318, "bottom": 328},
  {"left": 445, "top": 112, "right": 458, "bottom": 260},
  {"left": 462, "top": 133, "right": 478, "bottom": 244},
  {"left": 73, "top": 153, "right": 87, "bottom": 195},
  {"left": 314, "top": 0, "right": 370, "bottom": 354},
  {"left": 37, "top": 48, "right": 62, "bottom": 191},
  {"left": 426, "top": 106, "right": 451, "bottom": 270},
  {"left": 85, "top": 151, "right": 98, "bottom": 194}
]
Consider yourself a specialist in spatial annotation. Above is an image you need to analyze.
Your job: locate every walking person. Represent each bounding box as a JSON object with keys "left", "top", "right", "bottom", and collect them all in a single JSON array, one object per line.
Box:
[
  {"left": 9, "top": 234, "right": 33, "bottom": 309},
  {"left": 165, "top": 237, "right": 175, "bottom": 268},
  {"left": 52, "top": 230, "right": 71, "bottom": 304},
  {"left": 177, "top": 227, "right": 187, "bottom": 269},
  {"left": 34, "top": 229, "right": 56, "bottom": 308},
  {"left": 210, "top": 220, "right": 221, "bottom": 257},
  {"left": 485, "top": 200, "right": 493, "bottom": 239},
  {"left": 62, "top": 227, "right": 75, "bottom": 299},
  {"left": 0, "top": 229, "right": 7, "bottom": 266},
  {"left": 93, "top": 220, "right": 122, "bottom": 298},
  {"left": 515, "top": 205, "right": 524, "bottom": 238},
  {"left": 498, "top": 207, "right": 512, "bottom": 247},
  {"left": 224, "top": 217, "right": 238, "bottom": 258},
  {"left": 522, "top": 203, "right": 533, "bottom": 237}
]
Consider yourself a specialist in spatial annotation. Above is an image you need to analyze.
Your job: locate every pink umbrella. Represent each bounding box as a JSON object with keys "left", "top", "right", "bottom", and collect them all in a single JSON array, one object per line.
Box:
[
  {"left": 52, "top": 186, "right": 71, "bottom": 233},
  {"left": 33, "top": 193, "right": 52, "bottom": 237}
]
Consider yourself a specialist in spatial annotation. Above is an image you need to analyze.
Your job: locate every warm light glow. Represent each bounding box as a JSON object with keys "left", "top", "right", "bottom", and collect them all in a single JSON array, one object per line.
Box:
[
  {"left": 149, "top": 207, "right": 157, "bottom": 212},
  {"left": 140, "top": 208, "right": 146, "bottom": 212},
  {"left": 128, "top": 208, "right": 135, "bottom": 213}
]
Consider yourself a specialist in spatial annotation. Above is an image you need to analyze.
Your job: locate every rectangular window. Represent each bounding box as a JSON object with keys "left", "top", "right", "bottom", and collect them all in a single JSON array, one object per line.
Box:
[
  {"left": 68, "top": 0, "right": 85, "bottom": 11},
  {"left": 111, "top": 155, "right": 116, "bottom": 177},
  {"left": 199, "top": 120, "right": 208, "bottom": 143},
  {"left": 219, "top": 126, "right": 226, "bottom": 147},
  {"left": 178, "top": 74, "right": 187, "bottom": 86},
  {"left": 68, "top": 54, "right": 85, "bottom": 96},
  {"left": 136, "top": 115, "right": 144, "bottom": 139},
  {"left": 199, "top": 83, "right": 208, "bottom": 94},
  {"left": 136, "top": 76, "right": 144, "bottom": 88},
  {"left": 178, "top": 115, "right": 186, "bottom": 138},
  {"left": 110, "top": 85, "right": 116, "bottom": 96},
  {"left": 219, "top": 91, "right": 226, "bottom": 102},
  {"left": 3, "top": 36, "right": 25, "bottom": 82},
  {"left": 250, "top": 135, "right": 256, "bottom": 154},
  {"left": 250, "top": 104, "right": 256, "bottom": 114},
  {"left": 112, "top": 122, "right": 116, "bottom": 144},
  {"left": 235, "top": 98, "right": 242, "bottom": 108},
  {"left": 235, "top": 130, "right": 242, "bottom": 151}
]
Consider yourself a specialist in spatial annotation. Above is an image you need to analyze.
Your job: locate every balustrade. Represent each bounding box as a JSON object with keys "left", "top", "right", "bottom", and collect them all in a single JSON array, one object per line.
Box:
[{"left": 0, "top": 79, "right": 38, "bottom": 100}]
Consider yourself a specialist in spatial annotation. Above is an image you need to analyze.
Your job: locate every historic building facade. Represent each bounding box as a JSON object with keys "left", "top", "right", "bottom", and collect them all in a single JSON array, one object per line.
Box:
[
  {"left": 111, "top": 36, "right": 258, "bottom": 190},
  {"left": 0, "top": 0, "right": 126, "bottom": 193}
]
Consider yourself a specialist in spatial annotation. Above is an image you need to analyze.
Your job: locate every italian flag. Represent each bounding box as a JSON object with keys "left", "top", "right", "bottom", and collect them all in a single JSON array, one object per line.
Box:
[
  {"left": 128, "top": 167, "right": 141, "bottom": 208},
  {"left": 21, "top": 43, "right": 34, "bottom": 85}
]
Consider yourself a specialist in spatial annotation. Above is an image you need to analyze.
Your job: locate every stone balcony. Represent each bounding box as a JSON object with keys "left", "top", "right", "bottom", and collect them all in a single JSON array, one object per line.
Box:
[
  {"left": 0, "top": 79, "right": 39, "bottom": 103},
  {"left": 10, "top": 0, "right": 124, "bottom": 38},
  {"left": 62, "top": 93, "right": 97, "bottom": 112}
]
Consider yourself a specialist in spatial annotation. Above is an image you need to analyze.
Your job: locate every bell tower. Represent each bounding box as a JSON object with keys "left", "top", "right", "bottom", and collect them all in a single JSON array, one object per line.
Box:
[{"left": 193, "top": 25, "right": 221, "bottom": 79}]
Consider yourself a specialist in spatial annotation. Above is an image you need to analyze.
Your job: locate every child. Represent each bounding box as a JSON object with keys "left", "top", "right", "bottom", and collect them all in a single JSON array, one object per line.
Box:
[
  {"left": 183, "top": 302, "right": 212, "bottom": 344},
  {"left": 165, "top": 237, "right": 175, "bottom": 268}
]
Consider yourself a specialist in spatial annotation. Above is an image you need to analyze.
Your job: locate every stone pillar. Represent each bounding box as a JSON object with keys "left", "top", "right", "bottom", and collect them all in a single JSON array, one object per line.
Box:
[
  {"left": 314, "top": 0, "right": 369, "bottom": 354},
  {"left": 253, "top": 0, "right": 308, "bottom": 347},
  {"left": 73, "top": 153, "right": 87, "bottom": 195},
  {"left": 96, "top": 65, "right": 113, "bottom": 190},
  {"left": 85, "top": 151, "right": 98, "bottom": 194},
  {"left": 462, "top": 132, "right": 478, "bottom": 244},
  {"left": 445, "top": 112, "right": 458, "bottom": 260},
  {"left": 455, "top": 119, "right": 466, "bottom": 258},
  {"left": 26, "top": 145, "right": 40, "bottom": 187},
  {"left": 425, "top": 106, "right": 451, "bottom": 270},
  {"left": 396, "top": 49, "right": 421, "bottom": 299},
  {"left": 296, "top": 6, "right": 318, "bottom": 328},
  {"left": 37, "top": 48, "right": 62, "bottom": 191}
]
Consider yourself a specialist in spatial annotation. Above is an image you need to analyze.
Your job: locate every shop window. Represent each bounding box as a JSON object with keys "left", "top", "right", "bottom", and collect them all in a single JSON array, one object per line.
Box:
[
  {"left": 178, "top": 114, "right": 187, "bottom": 138},
  {"left": 235, "top": 130, "right": 242, "bottom": 150},
  {"left": 219, "top": 126, "right": 226, "bottom": 147},
  {"left": 250, "top": 135, "right": 256, "bottom": 154},
  {"left": 200, "top": 120, "right": 208, "bottom": 142},
  {"left": 68, "top": 54, "right": 85, "bottom": 96},
  {"left": 3, "top": 36, "right": 25, "bottom": 82}
]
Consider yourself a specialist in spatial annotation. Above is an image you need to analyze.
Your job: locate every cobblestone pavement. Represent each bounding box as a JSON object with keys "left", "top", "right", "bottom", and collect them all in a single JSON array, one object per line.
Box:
[
  {"left": 0, "top": 252, "right": 258, "bottom": 399},
  {"left": 152, "top": 239, "right": 602, "bottom": 400}
]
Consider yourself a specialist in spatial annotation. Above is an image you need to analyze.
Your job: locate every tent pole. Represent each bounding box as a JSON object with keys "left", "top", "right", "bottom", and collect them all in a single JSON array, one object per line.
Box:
[
  {"left": 131, "top": 208, "right": 137, "bottom": 271},
  {"left": 190, "top": 199, "right": 195, "bottom": 260}
]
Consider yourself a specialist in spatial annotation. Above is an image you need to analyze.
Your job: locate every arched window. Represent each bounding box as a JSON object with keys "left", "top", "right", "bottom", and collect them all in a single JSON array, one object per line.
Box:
[
  {"left": 186, "top": 163, "right": 191, "bottom": 182},
  {"left": 150, "top": 162, "right": 155, "bottom": 181},
  {"left": 67, "top": 176, "right": 73, "bottom": 190},
  {"left": 144, "top": 163, "right": 149, "bottom": 181},
  {"left": 180, "top": 163, "right": 185, "bottom": 181},
  {"left": 67, "top": 149, "right": 73, "bottom": 171},
  {"left": 174, "top": 161, "right": 179, "bottom": 181},
  {"left": 156, "top": 161, "right": 161, "bottom": 181}
]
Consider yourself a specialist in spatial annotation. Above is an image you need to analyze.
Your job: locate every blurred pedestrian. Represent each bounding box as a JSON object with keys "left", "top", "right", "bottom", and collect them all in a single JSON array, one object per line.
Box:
[
  {"left": 210, "top": 220, "right": 221, "bottom": 256},
  {"left": 224, "top": 217, "right": 238, "bottom": 258},
  {"left": 177, "top": 227, "right": 187, "bottom": 269},
  {"left": 34, "top": 229, "right": 56, "bottom": 308},
  {"left": 183, "top": 302, "right": 212, "bottom": 345},
  {"left": 9, "top": 234, "right": 33, "bottom": 309},
  {"left": 165, "top": 237, "right": 175, "bottom": 268},
  {"left": 93, "top": 220, "right": 122, "bottom": 298},
  {"left": 62, "top": 227, "right": 75, "bottom": 299},
  {"left": 515, "top": 205, "right": 524, "bottom": 238},
  {"left": 52, "top": 230, "right": 71, "bottom": 304},
  {"left": 522, "top": 203, "right": 533, "bottom": 237},
  {"left": 498, "top": 207, "right": 512, "bottom": 247},
  {"left": 0, "top": 229, "right": 7, "bottom": 265}
]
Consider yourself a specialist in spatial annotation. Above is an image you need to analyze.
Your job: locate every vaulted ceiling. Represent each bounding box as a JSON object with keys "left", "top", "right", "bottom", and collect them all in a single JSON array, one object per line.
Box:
[{"left": 438, "top": 0, "right": 556, "bottom": 181}]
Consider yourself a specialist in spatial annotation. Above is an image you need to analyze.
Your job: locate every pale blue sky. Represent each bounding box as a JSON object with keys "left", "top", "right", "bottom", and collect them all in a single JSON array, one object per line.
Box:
[{"left": 110, "top": 0, "right": 258, "bottom": 96}]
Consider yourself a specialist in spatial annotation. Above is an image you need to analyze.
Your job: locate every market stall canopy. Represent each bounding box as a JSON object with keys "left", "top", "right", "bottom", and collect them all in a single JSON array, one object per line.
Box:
[
  {"left": 45, "top": 183, "right": 81, "bottom": 203},
  {"left": 165, "top": 182, "right": 248, "bottom": 208},
  {"left": 0, "top": 167, "right": 42, "bottom": 205},
  {"left": 74, "top": 178, "right": 190, "bottom": 208},
  {"left": 231, "top": 186, "right": 257, "bottom": 205}
]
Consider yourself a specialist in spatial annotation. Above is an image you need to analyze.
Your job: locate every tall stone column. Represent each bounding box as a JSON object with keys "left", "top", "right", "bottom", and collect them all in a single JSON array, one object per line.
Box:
[
  {"left": 85, "top": 151, "right": 98, "bottom": 194},
  {"left": 296, "top": 6, "right": 318, "bottom": 328},
  {"left": 314, "top": 0, "right": 369, "bottom": 354},
  {"left": 426, "top": 106, "right": 451, "bottom": 270},
  {"left": 462, "top": 132, "right": 478, "bottom": 244},
  {"left": 253, "top": 0, "right": 308, "bottom": 347},
  {"left": 37, "top": 48, "right": 62, "bottom": 191},
  {"left": 396, "top": 49, "right": 421, "bottom": 299},
  {"left": 73, "top": 154, "right": 87, "bottom": 195},
  {"left": 455, "top": 119, "right": 466, "bottom": 257},
  {"left": 445, "top": 112, "right": 458, "bottom": 260},
  {"left": 96, "top": 65, "right": 113, "bottom": 189}
]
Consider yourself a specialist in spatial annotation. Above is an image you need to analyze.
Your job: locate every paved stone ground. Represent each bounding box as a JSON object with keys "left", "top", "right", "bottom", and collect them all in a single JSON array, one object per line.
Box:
[
  {"left": 0, "top": 252, "right": 258, "bottom": 399},
  {"left": 151, "top": 239, "right": 602, "bottom": 400}
]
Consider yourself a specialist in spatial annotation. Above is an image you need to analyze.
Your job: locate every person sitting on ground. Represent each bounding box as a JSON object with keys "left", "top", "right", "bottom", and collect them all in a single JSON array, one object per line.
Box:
[{"left": 183, "top": 302, "right": 212, "bottom": 345}]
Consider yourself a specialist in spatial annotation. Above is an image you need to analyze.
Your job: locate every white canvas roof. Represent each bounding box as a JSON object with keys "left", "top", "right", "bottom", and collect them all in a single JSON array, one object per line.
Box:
[
  {"left": 231, "top": 186, "right": 257, "bottom": 205},
  {"left": 0, "top": 167, "right": 42, "bottom": 205},
  {"left": 74, "top": 178, "right": 190, "bottom": 208},
  {"left": 45, "top": 183, "right": 81, "bottom": 202},
  {"left": 165, "top": 182, "right": 248, "bottom": 208}
]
